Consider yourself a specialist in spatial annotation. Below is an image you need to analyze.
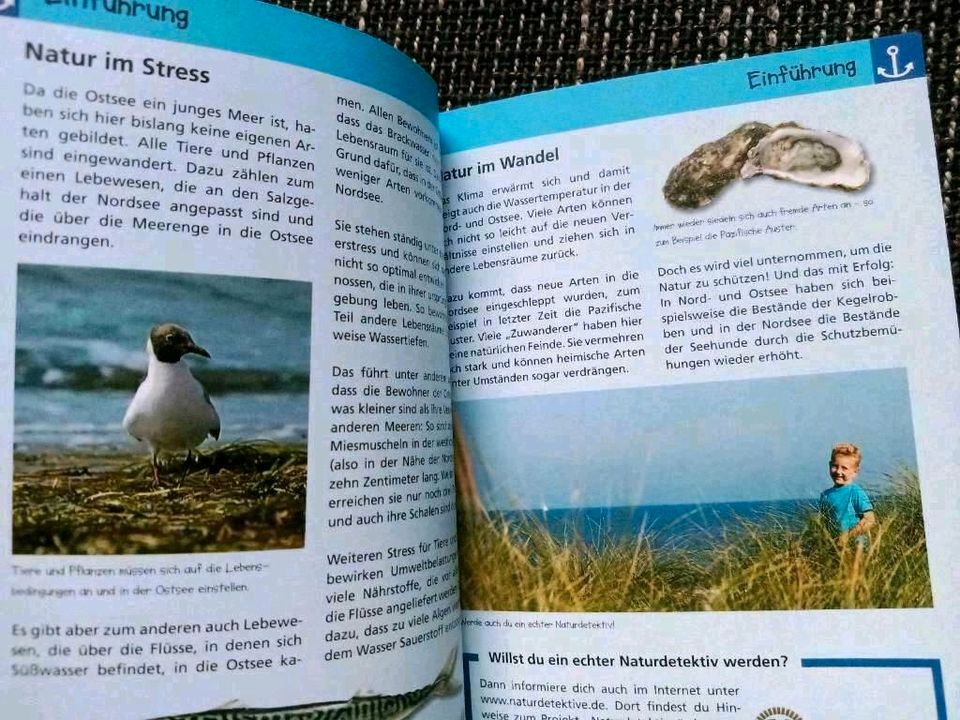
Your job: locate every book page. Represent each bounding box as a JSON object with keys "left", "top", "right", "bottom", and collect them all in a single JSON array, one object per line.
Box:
[
  {"left": 0, "top": 2, "right": 459, "bottom": 718},
  {"left": 441, "top": 34, "right": 958, "bottom": 720}
]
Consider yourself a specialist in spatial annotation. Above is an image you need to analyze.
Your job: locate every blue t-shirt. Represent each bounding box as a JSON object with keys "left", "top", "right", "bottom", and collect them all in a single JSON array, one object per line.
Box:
[{"left": 819, "top": 483, "right": 874, "bottom": 533}]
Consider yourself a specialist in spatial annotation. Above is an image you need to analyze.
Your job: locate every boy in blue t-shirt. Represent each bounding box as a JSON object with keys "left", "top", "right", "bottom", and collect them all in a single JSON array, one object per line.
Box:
[{"left": 819, "top": 443, "right": 876, "bottom": 545}]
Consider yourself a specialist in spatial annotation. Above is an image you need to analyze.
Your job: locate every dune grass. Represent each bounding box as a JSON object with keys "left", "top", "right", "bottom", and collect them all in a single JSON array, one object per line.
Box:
[
  {"left": 457, "top": 470, "right": 931, "bottom": 612},
  {"left": 13, "top": 441, "right": 307, "bottom": 555}
]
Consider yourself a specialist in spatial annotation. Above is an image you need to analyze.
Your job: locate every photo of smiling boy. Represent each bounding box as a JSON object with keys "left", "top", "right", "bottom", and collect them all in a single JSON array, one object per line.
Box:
[{"left": 820, "top": 443, "right": 876, "bottom": 545}]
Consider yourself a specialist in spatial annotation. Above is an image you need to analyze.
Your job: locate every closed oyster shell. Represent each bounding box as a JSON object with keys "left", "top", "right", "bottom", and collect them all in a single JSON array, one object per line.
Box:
[
  {"left": 739, "top": 123, "right": 870, "bottom": 190},
  {"left": 663, "top": 122, "right": 772, "bottom": 208}
]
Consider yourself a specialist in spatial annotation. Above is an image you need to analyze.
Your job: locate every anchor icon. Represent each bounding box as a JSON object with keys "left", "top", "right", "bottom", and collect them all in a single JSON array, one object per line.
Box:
[{"left": 877, "top": 45, "right": 914, "bottom": 79}]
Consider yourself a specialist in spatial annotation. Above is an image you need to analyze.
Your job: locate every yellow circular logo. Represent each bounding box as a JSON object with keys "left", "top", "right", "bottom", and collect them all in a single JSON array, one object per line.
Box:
[{"left": 756, "top": 708, "right": 803, "bottom": 720}]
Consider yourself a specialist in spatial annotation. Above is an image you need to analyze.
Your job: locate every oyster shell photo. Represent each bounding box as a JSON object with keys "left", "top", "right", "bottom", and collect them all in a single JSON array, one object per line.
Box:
[
  {"left": 662, "top": 122, "right": 772, "bottom": 208},
  {"left": 739, "top": 123, "right": 870, "bottom": 190},
  {"left": 662, "top": 121, "right": 872, "bottom": 210}
]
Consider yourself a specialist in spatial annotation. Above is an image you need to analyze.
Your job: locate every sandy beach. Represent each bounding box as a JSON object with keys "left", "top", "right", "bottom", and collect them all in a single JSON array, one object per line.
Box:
[{"left": 12, "top": 442, "right": 307, "bottom": 555}]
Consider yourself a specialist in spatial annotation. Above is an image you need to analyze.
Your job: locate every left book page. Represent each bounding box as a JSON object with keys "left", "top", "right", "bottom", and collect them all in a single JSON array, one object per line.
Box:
[{"left": 0, "top": 3, "right": 460, "bottom": 719}]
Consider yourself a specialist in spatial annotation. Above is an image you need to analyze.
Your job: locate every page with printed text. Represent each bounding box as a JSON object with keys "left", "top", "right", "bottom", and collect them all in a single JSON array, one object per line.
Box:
[
  {"left": 441, "top": 33, "right": 959, "bottom": 720},
  {"left": 0, "top": 2, "right": 461, "bottom": 718}
]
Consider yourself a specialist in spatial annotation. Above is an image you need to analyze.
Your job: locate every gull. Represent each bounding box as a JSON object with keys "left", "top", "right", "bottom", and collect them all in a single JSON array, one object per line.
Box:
[{"left": 123, "top": 323, "right": 220, "bottom": 483}]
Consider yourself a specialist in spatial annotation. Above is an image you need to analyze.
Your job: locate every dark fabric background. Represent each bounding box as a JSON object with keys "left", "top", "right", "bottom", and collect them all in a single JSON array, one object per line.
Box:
[{"left": 269, "top": 0, "right": 959, "bottom": 311}]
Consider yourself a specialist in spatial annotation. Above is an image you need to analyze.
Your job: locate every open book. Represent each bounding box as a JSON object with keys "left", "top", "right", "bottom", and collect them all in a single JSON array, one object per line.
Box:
[{"left": 2, "top": 2, "right": 957, "bottom": 718}]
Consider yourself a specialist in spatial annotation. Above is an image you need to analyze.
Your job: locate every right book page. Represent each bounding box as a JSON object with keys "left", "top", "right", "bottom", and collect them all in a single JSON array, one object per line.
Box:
[{"left": 440, "top": 34, "right": 958, "bottom": 720}]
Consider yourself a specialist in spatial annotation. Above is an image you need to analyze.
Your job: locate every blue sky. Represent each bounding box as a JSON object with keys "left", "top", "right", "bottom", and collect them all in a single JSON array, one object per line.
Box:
[{"left": 455, "top": 369, "right": 917, "bottom": 510}]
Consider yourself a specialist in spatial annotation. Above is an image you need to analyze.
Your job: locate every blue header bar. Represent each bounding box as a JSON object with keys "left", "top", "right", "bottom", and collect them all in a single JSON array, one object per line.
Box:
[
  {"left": 7, "top": 0, "right": 438, "bottom": 123},
  {"left": 441, "top": 34, "right": 924, "bottom": 154}
]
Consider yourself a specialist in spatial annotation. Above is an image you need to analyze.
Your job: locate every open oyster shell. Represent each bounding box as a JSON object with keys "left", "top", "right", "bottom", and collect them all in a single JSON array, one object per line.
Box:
[
  {"left": 663, "top": 122, "right": 772, "bottom": 208},
  {"left": 739, "top": 123, "right": 870, "bottom": 190}
]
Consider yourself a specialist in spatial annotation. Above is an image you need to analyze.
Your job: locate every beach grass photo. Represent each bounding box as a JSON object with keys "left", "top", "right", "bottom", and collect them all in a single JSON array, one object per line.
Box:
[
  {"left": 12, "top": 264, "right": 311, "bottom": 555},
  {"left": 454, "top": 369, "right": 931, "bottom": 612}
]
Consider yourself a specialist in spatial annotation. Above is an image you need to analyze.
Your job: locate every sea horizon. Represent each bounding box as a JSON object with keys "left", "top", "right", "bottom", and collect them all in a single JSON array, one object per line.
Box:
[{"left": 498, "top": 498, "right": 822, "bottom": 549}]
